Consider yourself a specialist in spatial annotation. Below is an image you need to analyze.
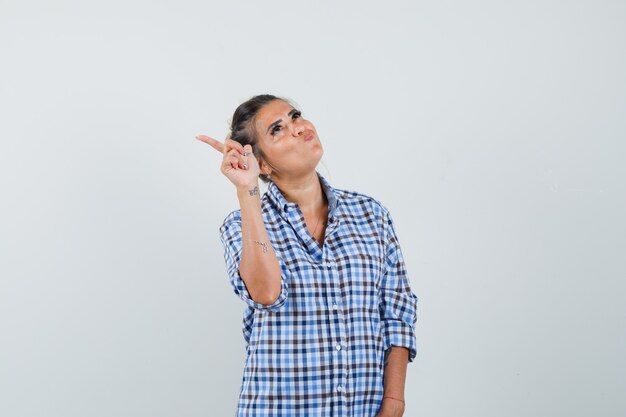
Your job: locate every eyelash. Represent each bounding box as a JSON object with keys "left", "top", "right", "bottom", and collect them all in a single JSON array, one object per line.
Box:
[{"left": 270, "top": 111, "right": 302, "bottom": 136}]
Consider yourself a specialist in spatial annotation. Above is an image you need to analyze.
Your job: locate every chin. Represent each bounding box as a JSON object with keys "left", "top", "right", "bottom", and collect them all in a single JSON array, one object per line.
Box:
[
  {"left": 312, "top": 148, "right": 323, "bottom": 163},
  {"left": 313, "top": 143, "right": 324, "bottom": 156}
]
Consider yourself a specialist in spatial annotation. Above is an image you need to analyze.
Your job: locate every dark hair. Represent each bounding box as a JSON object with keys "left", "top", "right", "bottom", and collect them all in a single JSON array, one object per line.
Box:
[{"left": 229, "top": 94, "right": 293, "bottom": 184}]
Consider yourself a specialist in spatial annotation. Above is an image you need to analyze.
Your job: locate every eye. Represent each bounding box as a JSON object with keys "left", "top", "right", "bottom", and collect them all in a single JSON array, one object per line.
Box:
[
  {"left": 270, "top": 125, "right": 281, "bottom": 135},
  {"left": 270, "top": 111, "right": 302, "bottom": 136}
]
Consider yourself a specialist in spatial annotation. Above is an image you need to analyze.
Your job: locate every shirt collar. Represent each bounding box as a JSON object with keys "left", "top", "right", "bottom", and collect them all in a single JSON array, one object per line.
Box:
[{"left": 266, "top": 171, "right": 339, "bottom": 218}]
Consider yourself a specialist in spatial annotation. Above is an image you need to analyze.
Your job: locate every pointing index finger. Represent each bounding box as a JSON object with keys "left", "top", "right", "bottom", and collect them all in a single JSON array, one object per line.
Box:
[{"left": 195, "top": 135, "right": 224, "bottom": 153}]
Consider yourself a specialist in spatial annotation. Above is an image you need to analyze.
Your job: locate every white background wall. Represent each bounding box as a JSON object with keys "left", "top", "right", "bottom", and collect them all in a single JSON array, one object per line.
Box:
[{"left": 1, "top": 1, "right": 624, "bottom": 416}]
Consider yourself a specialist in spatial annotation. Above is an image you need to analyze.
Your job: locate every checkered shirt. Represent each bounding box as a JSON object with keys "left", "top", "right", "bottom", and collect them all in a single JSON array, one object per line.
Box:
[{"left": 219, "top": 172, "right": 418, "bottom": 417}]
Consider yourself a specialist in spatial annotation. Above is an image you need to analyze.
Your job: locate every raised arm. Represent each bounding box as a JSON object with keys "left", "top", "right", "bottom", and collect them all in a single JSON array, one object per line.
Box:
[
  {"left": 235, "top": 180, "right": 282, "bottom": 304},
  {"left": 197, "top": 134, "right": 282, "bottom": 306}
]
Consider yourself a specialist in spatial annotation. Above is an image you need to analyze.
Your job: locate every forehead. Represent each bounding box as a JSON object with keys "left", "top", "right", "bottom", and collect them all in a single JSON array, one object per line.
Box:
[{"left": 255, "top": 100, "right": 294, "bottom": 129}]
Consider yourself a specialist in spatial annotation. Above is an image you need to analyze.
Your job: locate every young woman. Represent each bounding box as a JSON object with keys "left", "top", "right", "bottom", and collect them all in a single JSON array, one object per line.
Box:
[{"left": 196, "top": 94, "right": 418, "bottom": 417}]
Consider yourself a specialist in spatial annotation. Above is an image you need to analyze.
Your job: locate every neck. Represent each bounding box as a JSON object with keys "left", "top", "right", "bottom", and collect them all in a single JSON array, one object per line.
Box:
[{"left": 274, "top": 171, "right": 326, "bottom": 214}]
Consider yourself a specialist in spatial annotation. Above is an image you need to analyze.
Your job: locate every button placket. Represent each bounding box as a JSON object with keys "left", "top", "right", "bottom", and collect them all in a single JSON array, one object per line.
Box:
[{"left": 326, "top": 254, "right": 348, "bottom": 401}]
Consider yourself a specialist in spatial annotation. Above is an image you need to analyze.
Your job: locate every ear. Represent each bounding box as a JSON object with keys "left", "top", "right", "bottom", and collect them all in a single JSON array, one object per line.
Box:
[{"left": 259, "top": 158, "right": 272, "bottom": 176}]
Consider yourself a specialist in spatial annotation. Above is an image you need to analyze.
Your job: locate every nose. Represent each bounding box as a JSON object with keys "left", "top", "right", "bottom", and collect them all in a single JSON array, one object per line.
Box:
[{"left": 292, "top": 121, "right": 305, "bottom": 136}]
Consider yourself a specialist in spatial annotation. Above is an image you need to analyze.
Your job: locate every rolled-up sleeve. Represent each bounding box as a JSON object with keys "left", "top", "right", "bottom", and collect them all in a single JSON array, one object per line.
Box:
[
  {"left": 219, "top": 210, "right": 290, "bottom": 312},
  {"left": 378, "top": 207, "right": 419, "bottom": 362}
]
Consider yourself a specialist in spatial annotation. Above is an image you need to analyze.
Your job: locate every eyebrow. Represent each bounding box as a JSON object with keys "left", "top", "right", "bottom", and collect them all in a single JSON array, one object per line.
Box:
[{"left": 265, "top": 108, "right": 299, "bottom": 135}]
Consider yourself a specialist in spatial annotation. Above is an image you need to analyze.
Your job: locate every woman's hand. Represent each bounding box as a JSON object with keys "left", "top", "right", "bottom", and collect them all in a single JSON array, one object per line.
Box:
[{"left": 195, "top": 134, "right": 260, "bottom": 190}]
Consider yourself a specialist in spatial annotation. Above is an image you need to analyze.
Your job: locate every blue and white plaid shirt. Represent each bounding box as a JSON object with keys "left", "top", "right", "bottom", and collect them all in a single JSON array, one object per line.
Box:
[{"left": 219, "top": 172, "right": 418, "bottom": 417}]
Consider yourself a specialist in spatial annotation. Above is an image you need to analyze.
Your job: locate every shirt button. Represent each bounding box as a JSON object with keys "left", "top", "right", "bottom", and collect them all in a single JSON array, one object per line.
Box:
[
  {"left": 336, "top": 385, "right": 343, "bottom": 392},
  {"left": 335, "top": 345, "right": 342, "bottom": 351},
  {"left": 332, "top": 303, "right": 338, "bottom": 310}
]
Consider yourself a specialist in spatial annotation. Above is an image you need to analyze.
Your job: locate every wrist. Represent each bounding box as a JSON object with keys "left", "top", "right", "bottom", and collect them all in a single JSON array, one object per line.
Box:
[
  {"left": 237, "top": 182, "right": 261, "bottom": 198},
  {"left": 379, "top": 396, "right": 405, "bottom": 416},
  {"left": 382, "top": 396, "right": 405, "bottom": 405}
]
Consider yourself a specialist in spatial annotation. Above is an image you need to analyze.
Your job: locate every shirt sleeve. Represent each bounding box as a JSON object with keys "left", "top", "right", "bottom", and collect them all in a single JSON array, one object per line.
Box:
[
  {"left": 378, "top": 207, "right": 419, "bottom": 362},
  {"left": 218, "top": 210, "right": 290, "bottom": 312}
]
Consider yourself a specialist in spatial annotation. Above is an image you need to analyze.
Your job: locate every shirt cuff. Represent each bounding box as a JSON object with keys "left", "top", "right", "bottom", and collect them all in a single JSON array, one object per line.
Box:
[
  {"left": 230, "top": 257, "right": 289, "bottom": 312},
  {"left": 381, "top": 292, "right": 419, "bottom": 362}
]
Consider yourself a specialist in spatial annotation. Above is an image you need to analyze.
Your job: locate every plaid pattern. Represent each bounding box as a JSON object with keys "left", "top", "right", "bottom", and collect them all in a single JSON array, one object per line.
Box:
[{"left": 219, "top": 172, "right": 418, "bottom": 417}]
